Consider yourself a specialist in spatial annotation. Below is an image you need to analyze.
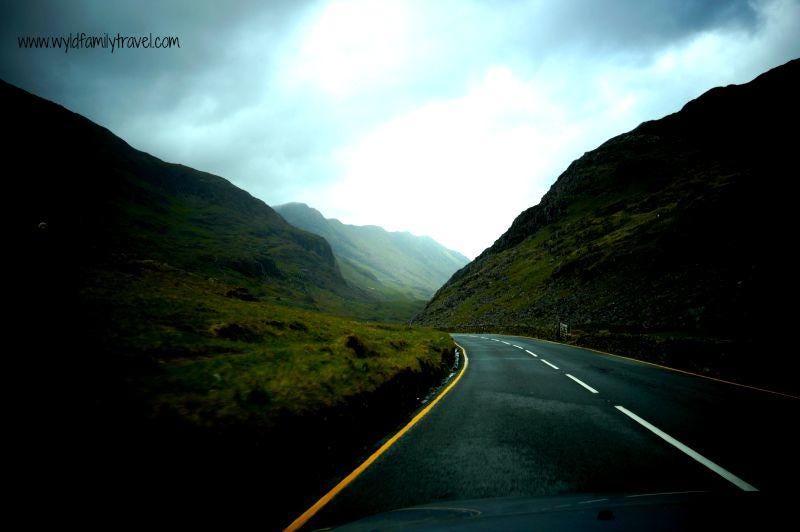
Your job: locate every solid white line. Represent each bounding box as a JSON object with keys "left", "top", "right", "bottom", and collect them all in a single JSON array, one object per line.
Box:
[
  {"left": 565, "top": 374, "right": 599, "bottom": 393},
  {"left": 541, "top": 359, "right": 559, "bottom": 370},
  {"left": 525, "top": 349, "right": 538, "bottom": 357},
  {"left": 614, "top": 406, "right": 758, "bottom": 492}
]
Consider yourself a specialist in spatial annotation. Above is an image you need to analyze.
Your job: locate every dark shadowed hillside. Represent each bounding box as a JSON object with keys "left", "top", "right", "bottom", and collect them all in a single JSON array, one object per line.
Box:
[
  {"left": 5, "top": 79, "right": 356, "bottom": 305},
  {"left": 276, "top": 202, "right": 469, "bottom": 300},
  {"left": 415, "top": 59, "right": 799, "bottom": 392}
]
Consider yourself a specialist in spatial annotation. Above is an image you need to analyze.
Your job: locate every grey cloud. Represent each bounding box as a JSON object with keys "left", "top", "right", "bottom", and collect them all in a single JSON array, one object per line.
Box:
[
  {"left": 1, "top": 1, "right": 310, "bottom": 121},
  {"left": 1, "top": 0, "right": 326, "bottom": 200},
  {"left": 0, "top": 0, "right": 794, "bottom": 214},
  {"left": 1, "top": 1, "right": 764, "bottom": 122},
  {"left": 539, "top": 0, "right": 759, "bottom": 47}
]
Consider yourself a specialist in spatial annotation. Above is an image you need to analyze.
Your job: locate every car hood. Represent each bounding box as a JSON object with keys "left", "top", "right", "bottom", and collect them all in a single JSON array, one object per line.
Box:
[{"left": 332, "top": 491, "right": 789, "bottom": 531}]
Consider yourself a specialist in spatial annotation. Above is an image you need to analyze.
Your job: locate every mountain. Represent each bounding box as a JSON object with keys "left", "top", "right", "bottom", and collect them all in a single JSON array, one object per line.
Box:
[
  {"left": 414, "top": 59, "right": 798, "bottom": 389},
  {"left": 5, "top": 79, "right": 370, "bottom": 312},
  {"left": 275, "top": 202, "right": 469, "bottom": 300}
]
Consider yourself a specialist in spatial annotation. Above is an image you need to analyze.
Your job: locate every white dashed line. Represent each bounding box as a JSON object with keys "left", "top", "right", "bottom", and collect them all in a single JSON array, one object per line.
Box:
[
  {"left": 501, "top": 341, "right": 511, "bottom": 345},
  {"left": 578, "top": 498, "right": 609, "bottom": 505},
  {"left": 541, "top": 359, "right": 559, "bottom": 370},
  {"left": 525, "top": 349, "right": 538, "bottom": 357},
  {"left": 614, "top": 405, "right": 758, "bottom": 492},
  {"left": 626, "top": 490, "right": 706, "bottom": 498},
  {"left": 565, "top": 374, "right": 599, "bottom": 393},
  {"left": 513, "top": 345, "right": 524, "bottom": 350}
]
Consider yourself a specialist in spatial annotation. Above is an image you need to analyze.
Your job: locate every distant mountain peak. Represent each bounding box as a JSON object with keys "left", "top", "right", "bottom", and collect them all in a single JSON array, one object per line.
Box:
[{"left": 275, "top": 202, "right": 469, "bottom": 300}]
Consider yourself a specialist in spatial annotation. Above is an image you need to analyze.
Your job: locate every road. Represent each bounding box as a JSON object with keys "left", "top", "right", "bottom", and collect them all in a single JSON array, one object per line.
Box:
[{"left": 303, "top": 333, "right": 800, "bottom": 529}]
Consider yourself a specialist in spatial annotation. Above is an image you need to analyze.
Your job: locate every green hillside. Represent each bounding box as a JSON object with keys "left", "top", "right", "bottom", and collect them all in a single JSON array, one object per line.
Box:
[
  {"left": 275, "top": 202, "right": 469, "bottom": 300},
  {"left": 415, "top": 59, "right": 798, "bottom": 391}
]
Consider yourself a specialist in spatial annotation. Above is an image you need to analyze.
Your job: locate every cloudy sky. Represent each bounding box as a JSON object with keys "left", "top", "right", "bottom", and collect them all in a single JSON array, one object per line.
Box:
[{"left": 2, "top": 0, "right": 799, "bottom": 257}]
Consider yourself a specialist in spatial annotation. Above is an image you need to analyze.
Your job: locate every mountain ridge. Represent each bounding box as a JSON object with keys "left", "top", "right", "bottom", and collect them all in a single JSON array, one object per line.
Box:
[{"left": 275, "top": 202, "right": 469, "bottom": 301}]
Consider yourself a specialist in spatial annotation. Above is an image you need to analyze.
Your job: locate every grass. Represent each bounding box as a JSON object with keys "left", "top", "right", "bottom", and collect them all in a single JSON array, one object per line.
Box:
[{"left": 81, "top": 259, "right": 455, "bottom": 433}]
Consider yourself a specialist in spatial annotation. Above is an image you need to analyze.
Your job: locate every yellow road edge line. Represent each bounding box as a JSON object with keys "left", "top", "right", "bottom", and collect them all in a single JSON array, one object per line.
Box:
[
  {"left": 284, "top": 341, "right": 470, "bottom": 531},
  {"left": 510, "top": 334, "right": 799, "bottom": 400}
]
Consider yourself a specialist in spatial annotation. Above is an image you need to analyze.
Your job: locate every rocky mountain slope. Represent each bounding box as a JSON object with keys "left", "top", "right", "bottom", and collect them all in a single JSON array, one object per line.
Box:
[{"left": 414, "top": 59, "right": 798, "bottom": 390}]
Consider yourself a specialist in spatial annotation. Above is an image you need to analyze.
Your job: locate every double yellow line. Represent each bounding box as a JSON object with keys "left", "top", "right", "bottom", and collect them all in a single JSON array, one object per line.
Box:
[{"left": 285, "top": 342, "right": 470, "bottom": 531}]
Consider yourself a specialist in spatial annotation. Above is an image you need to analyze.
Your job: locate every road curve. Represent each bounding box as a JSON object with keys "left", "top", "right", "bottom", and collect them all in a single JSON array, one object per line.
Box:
[{"left": 302, "top": 333, "right": 799, "bottom": 529}]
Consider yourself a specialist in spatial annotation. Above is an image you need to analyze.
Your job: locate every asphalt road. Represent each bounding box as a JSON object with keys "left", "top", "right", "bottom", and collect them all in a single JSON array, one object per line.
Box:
[{"left": 305, "top": 333, "right": 799, "bottom": 529}]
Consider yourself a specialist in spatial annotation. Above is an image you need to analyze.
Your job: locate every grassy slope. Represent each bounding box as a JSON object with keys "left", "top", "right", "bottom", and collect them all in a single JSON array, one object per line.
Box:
[
  {"left": 416, "top": 59, "right": 799, "bottom": 393},
  {"left": 276, "top": 202, "right": 469, "bottom": 300},
  {"left": 84, "top": 260, "right": 453, "bottom": 427}
]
